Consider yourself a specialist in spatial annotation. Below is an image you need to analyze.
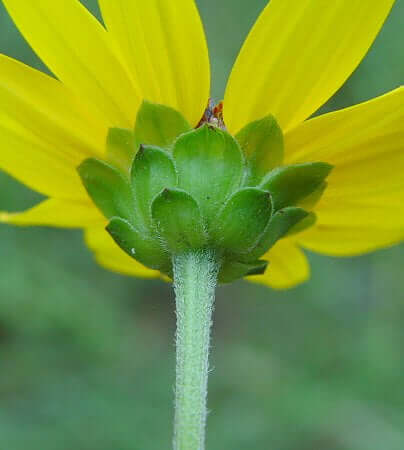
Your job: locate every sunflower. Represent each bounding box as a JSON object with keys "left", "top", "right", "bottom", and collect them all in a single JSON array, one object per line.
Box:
[{"left": 0, "top": 0, "right": 402, "bottom": 289}]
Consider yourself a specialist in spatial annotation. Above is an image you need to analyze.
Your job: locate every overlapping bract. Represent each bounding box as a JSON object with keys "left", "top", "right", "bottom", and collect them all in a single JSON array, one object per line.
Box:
[
  {"left": 78, "top": 102, "right": 332, "bottom": 283},
  {"left": 0, "top": 0, "right": 402, "bottom": 289}
]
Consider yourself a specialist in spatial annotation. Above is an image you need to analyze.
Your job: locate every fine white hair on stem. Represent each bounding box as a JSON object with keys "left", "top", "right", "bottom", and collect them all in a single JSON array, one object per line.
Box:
[{"left": 172, "top": 249, "right": 220, "bottom": 450}]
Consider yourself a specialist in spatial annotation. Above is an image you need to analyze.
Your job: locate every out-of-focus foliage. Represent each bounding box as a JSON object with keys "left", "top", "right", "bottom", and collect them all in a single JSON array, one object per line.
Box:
[{"left": 0, "top": 1, "right": 403, "bottom": 449}]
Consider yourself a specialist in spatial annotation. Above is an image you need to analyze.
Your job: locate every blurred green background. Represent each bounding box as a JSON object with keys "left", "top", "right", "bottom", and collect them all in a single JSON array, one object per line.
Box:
[{"left": 0, "top": 1, "right": 403, "bottom": 449}]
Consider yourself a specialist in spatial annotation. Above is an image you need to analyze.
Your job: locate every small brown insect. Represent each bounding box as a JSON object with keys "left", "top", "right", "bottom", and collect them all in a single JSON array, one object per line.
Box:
[{"left": 197, "top": 99, "right": 226, "bottom": 129}]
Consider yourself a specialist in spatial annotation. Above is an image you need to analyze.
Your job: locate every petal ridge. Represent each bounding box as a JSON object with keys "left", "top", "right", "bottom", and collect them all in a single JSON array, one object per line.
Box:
[
  {"left": 3, "top": 0, "right": 141, "bottom": 127},
  {"left": 99, "top": 0, "right": 210, "bottom": 126},
  {"left": 224, "top": 0, "right": 395, "bottom": 134}
]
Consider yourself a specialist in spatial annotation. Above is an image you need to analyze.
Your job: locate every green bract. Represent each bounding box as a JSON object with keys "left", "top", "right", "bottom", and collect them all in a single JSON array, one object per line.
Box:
[
  {"left": 78, "top": 102, "right": 333, "bottom": 283},
  {"left": 134, "top": 100, "right": 192, "bottom": 149},
  {"left": 235, "top": 114, "right": 284, "bottom": 184},
  {"left": 106, "top": 128, "right": 137, "bottom": 174}
]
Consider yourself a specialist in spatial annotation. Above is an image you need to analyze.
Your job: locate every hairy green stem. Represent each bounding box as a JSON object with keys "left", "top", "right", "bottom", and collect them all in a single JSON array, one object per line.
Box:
[{"left": 172, "top": 249, "right": 220, "bottom": 450}]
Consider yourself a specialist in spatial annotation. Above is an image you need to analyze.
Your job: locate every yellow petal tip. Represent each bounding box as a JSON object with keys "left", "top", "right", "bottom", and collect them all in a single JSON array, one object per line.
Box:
[{"left": 0, "top": 211, "right": 13, "bottom": 223}]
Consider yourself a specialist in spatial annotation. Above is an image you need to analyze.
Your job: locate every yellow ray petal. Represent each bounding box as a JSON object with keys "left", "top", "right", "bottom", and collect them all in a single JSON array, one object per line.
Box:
[
  {"left": 224, "top": 0, "right": 395, "bottom": 134},
  {"left": 312, "top": 194, "right": 404, "bottom": 229},
  {"left": 289, "top": 89, "right": 404, "bottom": 203},
  {"left": 0, "top": 115, "right": 88, "bottom": 198},
  {"left": 84, "top": 227, "right": 162, "bottom": 279},
  {"left": 0, "top": 54, "right": 108, "bottom": 156},
  {"left": 99, "top": 0, "right": 210, "bottom": 126},
  {"left": 297, "top": 192, "right": 404, "bottom": 256},
  {"left": 285, "top": 87, "right": 404, "bottom": 171},
  {"left": 3, "top": 0, "right": 140, "bottom": 127},
  {"left": 248, "top": 239, "right": 310, "bottom": 289},
  {"left": 0, "top": 54, "right": 110, "bottom": 198},
  {"left": 0, "top": 198, "right": 104, "bottom": 228},
  {"left": 297, "top": 226, "right": 403, "bottom": 257},
  {"left": 285, "top": 87, "right": 404, "bottom": 256}
]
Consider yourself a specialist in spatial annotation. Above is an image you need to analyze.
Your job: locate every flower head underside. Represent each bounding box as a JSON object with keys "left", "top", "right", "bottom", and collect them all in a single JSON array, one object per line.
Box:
[{"left": 0, "top": 0, "right": 402, "bottom": 289}]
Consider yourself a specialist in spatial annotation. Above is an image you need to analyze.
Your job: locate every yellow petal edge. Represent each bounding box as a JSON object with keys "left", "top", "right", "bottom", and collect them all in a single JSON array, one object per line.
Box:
[{"left": 224, "top": 0, "right": 395, "bottom": 134}]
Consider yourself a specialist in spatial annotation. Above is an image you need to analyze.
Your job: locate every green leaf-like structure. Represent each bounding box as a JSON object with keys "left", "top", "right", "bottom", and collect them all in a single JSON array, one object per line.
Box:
[
  {"left": 135, "top": 100, "right": 192, "bottom": 149},
  {"left": 106, "top": 128, "right": 137, "bottom": 174},
  {"left": 151, "top": 188, "right": 207, "bottom": 253},
  {"left": 77, "top": 101, "right": 333, "bottom": 282},
  {"left": 236, "top": 114, "right": 284, "bottom": 184},
  {"left": 173, "top": 124, "right": 244, "bottom": 226},
  {"left": 78, "top": 158, "right": 134, "bottom": 222},
  {"left": 260, "top": 162, "right": 333, "bottom": 210},
  {"left": 131, "top": 145, "right": 177, "bottom": 228},
  {"left": 211, "top": 187, "right": 272, "bottom": 255},
  {"left": 107, "top": 217, "right": 170, "bottom": 271}
]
